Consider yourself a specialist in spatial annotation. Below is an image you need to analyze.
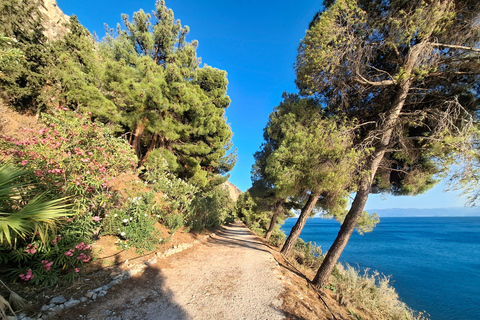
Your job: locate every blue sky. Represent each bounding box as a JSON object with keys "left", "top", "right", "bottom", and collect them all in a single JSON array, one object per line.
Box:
[{"left": 56, "top": 0, "right": 468, "bottom": 210}]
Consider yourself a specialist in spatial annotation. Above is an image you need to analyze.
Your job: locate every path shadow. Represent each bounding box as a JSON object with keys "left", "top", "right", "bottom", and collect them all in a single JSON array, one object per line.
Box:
[
  {"left": 53, "top": 264, "right": 188, "bottom": 320},
  {"left": 209, "top": 226, "right": 271, "bottom": 254}
]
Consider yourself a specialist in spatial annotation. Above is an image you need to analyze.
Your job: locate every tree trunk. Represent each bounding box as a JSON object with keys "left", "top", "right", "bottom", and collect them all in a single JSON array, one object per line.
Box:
[
  {"left": 139, "top": 133, "right": 159, "bottom": 167},
  {"left": 313, "top": 78, "right": 415, "bottom": 288},
  {"left": 132, "top": 121, "right": 146, "bottom": 159},
  {"left": 265, "top": 201, "right": 283, "bottom": 241},
  {"left": 280, "top": 192, "right": 320, "bottom": 256}
]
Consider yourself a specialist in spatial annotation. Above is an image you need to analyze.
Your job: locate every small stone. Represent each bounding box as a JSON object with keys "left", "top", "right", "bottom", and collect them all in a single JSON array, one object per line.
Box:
[
  {"left": 41, "top": 304, "right": 50, "bottom": 311},
  {"left": 110, "top": 279, "right": 121, "bottom": 286},
  {"left": 103, "top": 310, "right": 113, "bottom": 316},
  {"left": 93, "top": 286, "right": 104, "bottom": 293},
  {"left": 97, "top": 290, "right": 107, "bottom": 297},
  {"left": 80, "top": 297, "right": 88, "bottom": 302},
  {"left": 53, "top": 304, "right": 65, "bottom": 311},
  {"left": 49, "top": 295, "right": 67, "bottom": 305},
  {"left": 91, "top": 293, "right": 98, "bottom": 300},
  {"left": 85, "top": 291, "right": 94, "bottom": 299},
  {"left": 64, "top": 299, "right": 80, "bottom": 308}
]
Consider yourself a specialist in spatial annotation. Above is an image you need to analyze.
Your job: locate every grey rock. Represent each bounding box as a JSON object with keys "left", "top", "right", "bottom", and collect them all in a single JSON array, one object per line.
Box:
[
  {"left": 91, "top": 293, "right": 98, "bottom": 300},
  {"left": 85, "top": 291, "right": 94, "bottom": 299},
  {"left": 97, "top": 290, "right": 107, "bottom": 297},
  {"left": 80, "top": 297, "right": 88, "bottom": 302},
  {"left": 103, "top": 310, "right": 113, "bottom": 316},
  {"left": 40, "top": 304, "right": 50, "bottom": 311},
  {"left": 64, "top": 299, "right": 80, "bottom": 308},
  {"left": 49, "top": 295, "right": 67, "bottom": 304}
]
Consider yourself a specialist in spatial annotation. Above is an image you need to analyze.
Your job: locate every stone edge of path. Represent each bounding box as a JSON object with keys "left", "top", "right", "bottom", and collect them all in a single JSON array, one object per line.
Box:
[{"left": 23, "top": 233, "right": 216, "bottom": 320}]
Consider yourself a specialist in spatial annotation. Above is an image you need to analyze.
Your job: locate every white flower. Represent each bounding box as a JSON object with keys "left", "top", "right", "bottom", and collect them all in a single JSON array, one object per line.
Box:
[
  {"left": 123, "top": 219, "right": 128, "bottom": 223},
  {"left": 114, "top": 214, "right": 118, "bottom": 217},
  {"left": 144, "top": 214, "right": 147, "bottom": 217},
  {"left": 130, "top": 217, "right": 133, "bottom": 220},
  {"left": 120, "top": 232, "right": 125, "bottom": 236}
]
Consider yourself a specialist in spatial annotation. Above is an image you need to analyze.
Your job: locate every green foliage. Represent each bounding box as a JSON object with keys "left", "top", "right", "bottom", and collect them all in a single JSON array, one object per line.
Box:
[
  {"left": 292, "top": 238, "right": 323, "bottom": 269},
  {"left": 2, "top": 108, "right": 137, "bottom": 215},
  {"left": 102, "top": 192, "right": 161, "bottom": 253},
  {"left": 0, "top": 0, "right": 51, "bottom": 112},
  {"left": 99, "top": 1, "right": 236, "bottom": 188},
  {"left": 188, "top": 185, "right": 235, "bottom": 231},
  {"left": 296, "top": 0, "right": 480, "bottom": 196},
  {"left": 0, "top": 164, "right": 71, "bottom": 247},
  {"left": 0, "top": 234, "right": 93, "bottom": 286},
  {"left": 268, "top": 227, "right": 286, "bottom": 247},
  {"left": 47, "top": 16, "right": 116, "bottom": 119},
  {"left": 264, "top": 94, "right": 363, "bottom": 202},
  {"left": 0, "top": 36, "right": 23, "bottom": 72}
]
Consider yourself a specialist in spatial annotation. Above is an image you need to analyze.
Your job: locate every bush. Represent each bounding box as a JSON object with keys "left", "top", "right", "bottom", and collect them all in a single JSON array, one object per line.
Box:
[
  {"left": 268, "top": 228, "right": 286, "bottom": 247},
  {"left": 102, "top": 192, "right": 161, "bottom": 253},
  {"left": 331, "top": 264, "right": 429, "bottom": 320},
  {"left": 1, "top": 107, "right": 137, "bottom": 216},
  {"left": 0, "top": 108, "right": 137, "bottom": 284},
  {"left": 187, "top": 185, "right": 234, "bottom": 231},
  {"left": 292, "top": 238, "right": 323, "bottom": 269},
  {"left": 0, "top": 234, "right": 92, "bottom": 286}
]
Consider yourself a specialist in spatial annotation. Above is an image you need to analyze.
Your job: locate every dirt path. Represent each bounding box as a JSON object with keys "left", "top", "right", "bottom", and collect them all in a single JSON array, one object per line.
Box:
[{"left": 56, "top": 222, "right": 285, "bottom": 320}]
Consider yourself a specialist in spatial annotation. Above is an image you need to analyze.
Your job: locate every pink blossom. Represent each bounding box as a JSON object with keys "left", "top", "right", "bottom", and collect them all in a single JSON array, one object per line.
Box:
[
  {"left": 41, "top": 260, "right": 53, "bottom": 271},
  {"left": 19, "top": 269, "right": 34, "bottom": 281},
  {"left": 92, "top": 216, "right": 101, "bottom": 222},
  {"left": 20, "top": 160, "right": 28, "bottom": 166},
  {"left": 25, "top": 244, "right": 37, "bottom": 254},
  {"left": 64, "top": 248, "right": 75, "bottom": 256},
  {"left": 75, "top": 268, "right": 80, "bottom": 273}
]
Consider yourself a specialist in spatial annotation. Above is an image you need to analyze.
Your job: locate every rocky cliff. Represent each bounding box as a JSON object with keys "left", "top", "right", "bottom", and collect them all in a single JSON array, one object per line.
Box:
[{"left": 39, "top": 0, "right": 70, "bottom": 40}]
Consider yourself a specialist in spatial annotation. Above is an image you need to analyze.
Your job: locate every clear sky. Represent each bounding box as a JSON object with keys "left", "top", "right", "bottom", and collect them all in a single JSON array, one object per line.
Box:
[{"left": 56, "top": 0, "right": 469, "bottom": 210}]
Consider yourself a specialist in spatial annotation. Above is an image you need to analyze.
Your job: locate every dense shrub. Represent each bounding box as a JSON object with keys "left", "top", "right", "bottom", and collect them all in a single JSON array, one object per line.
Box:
[
  {"left": 102, "top": 191, "right": 162, "bottom": 253},
  {"left": 0, "top": 108, "right": 137, "bottom": 284}
]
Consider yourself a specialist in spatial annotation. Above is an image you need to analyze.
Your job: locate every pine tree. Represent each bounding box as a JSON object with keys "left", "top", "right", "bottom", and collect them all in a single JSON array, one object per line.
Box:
[
  {"left": 0, "top": 0, "right": 51, "bottom": 113},
  {"left": 100, "top": 1, "right": 236, "bottom": 188},
  {"left": 295, "top": 0, "right": 480, "bottom": 288}
]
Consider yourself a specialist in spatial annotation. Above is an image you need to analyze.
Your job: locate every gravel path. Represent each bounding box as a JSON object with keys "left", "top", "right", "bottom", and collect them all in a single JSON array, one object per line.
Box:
[{"left": 58, "top": 222, "right": 285, "bottom": 320}]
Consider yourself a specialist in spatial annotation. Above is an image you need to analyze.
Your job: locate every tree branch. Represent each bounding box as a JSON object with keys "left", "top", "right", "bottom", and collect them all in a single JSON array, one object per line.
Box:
[
  {"left": 355, "top": 71, "right": 397, "bottom": 86},
  {"left": 430, "top": 42, "right": 480, "bottom": 53}
]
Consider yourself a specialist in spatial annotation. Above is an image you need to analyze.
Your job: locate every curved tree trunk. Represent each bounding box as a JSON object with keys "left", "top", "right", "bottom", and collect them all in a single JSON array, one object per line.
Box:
[
  {"left": 265, "top": 201, "right": 283, "bottom": 241},
  {"left": 280, "top": 192, "right": 320, "bottom": 256},
  {"left": 313, "top": 76, "right": 416, "bottom": 288}
]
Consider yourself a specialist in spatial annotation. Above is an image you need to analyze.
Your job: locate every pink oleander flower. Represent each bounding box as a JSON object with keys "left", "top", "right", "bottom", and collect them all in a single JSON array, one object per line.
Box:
[
  {"left": 92, "top": 216, "right": 101, "bottom": 222},
  {"left": 64, "top": 248, "right": 75, "bottom": 256},
  {"left": 25, "top": 244, "right": 37, "bottom": 254},
  {"left": 41, "top": 260, "right": 53, "bottom": 271},
  {"left": 20, "top": 160, "right": 28, "bottom": 166},
  {"left": 19, "top": 269, "right": 34, "bottom": 281},
  {"left": 75, "top": 268, "right": 80, "bottom": 273}
]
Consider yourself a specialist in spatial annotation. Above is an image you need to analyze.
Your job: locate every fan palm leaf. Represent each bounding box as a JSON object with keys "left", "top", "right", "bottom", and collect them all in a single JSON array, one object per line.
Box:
[{"left": 0, "top": 164, "right": 72, "bottom": 247}]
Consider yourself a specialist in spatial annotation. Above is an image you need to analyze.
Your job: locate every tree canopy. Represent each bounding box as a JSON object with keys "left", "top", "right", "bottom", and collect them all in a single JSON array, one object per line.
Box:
[{"left": 296, "top": 0, "right": 480, "bottom": 287}]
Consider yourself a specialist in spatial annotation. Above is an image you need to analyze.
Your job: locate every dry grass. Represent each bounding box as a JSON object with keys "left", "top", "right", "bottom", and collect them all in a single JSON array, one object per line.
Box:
[{"left": 331, "top": 264, "right": 429, "bottom": 320}]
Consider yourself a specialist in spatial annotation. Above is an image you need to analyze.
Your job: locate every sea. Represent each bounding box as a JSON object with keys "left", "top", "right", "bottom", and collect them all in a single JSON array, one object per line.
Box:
[{"left": 281, "top": 216, "right": 480, "bottom": 320}]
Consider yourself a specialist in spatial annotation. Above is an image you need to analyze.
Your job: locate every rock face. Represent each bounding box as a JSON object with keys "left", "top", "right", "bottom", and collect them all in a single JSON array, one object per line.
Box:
[
  {"left": 39, "top": 0, "right": 70, "bottom": 41},
  {"left": 222, "top": 181, "right": 242, "bottom": 202}
]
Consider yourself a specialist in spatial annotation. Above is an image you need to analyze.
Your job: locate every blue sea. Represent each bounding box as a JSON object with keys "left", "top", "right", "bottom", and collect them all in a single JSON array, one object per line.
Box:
[{"left": 281, "top": 216, "right": 480, "bottom": 320}]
